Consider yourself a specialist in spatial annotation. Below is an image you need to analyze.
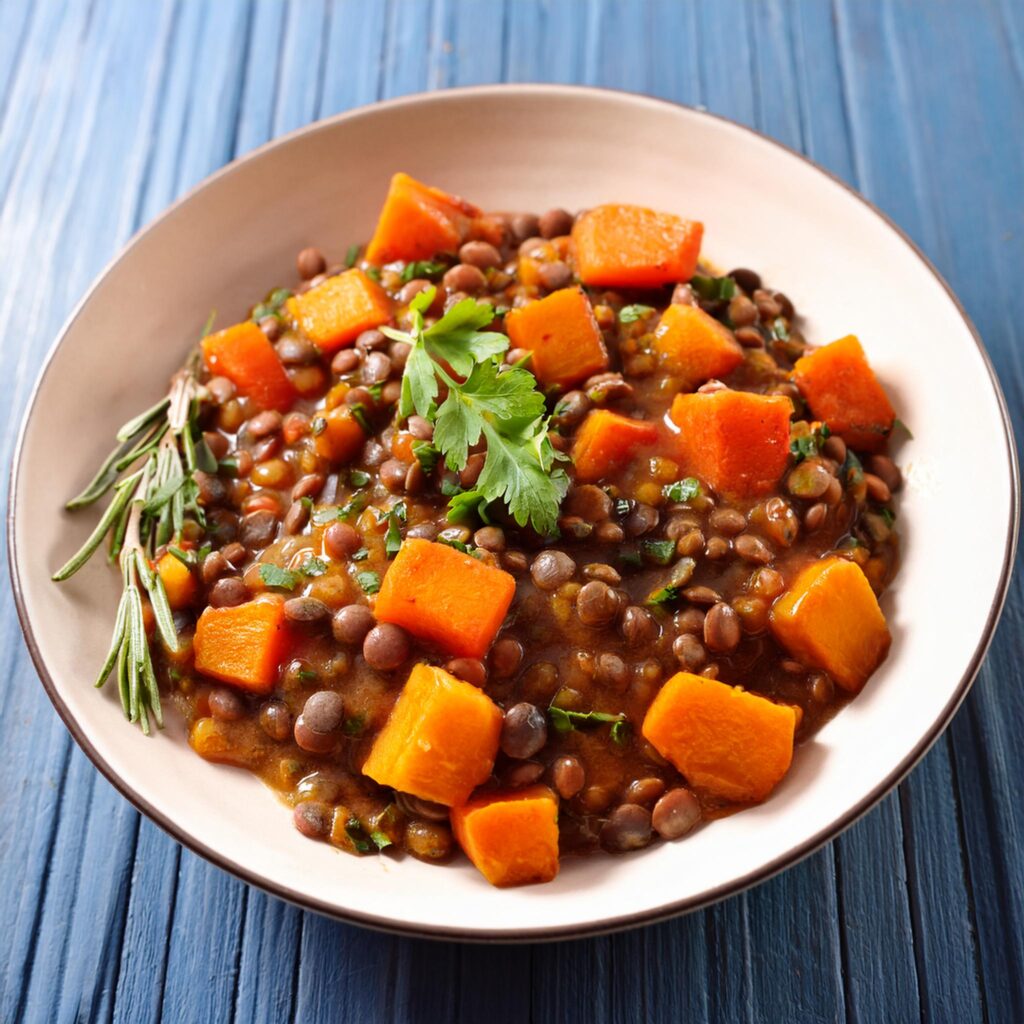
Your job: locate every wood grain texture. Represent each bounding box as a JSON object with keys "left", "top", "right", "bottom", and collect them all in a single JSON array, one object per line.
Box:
[{"left": 1, "top": 2, "right": 1019, "bottom": 1022}]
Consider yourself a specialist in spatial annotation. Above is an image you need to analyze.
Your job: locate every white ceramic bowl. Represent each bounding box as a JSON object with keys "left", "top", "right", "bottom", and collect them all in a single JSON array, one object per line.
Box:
[{"left": 9, "top": 86, "right": 1018, "bottom": 940}]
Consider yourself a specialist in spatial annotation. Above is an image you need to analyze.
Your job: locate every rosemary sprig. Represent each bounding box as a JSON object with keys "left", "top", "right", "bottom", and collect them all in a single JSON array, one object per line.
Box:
[{"left": 53, "top": 353, "right": 211, "bottom": 732}]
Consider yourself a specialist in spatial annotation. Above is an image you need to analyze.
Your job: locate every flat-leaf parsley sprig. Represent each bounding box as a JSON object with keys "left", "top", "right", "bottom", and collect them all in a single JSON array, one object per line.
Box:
[{"left": 381, "top": 287, "right": 569, "bottom": 536}]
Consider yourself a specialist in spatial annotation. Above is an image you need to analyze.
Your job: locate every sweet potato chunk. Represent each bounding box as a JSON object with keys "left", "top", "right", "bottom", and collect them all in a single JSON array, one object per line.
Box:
[
  {"left": 451, "top": 785, "right": 560, "bottom": 887},
  {"left": 155, "top": 551, "right": 195, "bottom": 610},
  {"left": 201, "top": 320, "right": 296, "bottom": 412},
  {"left": 505, "top": 287, "right": 609, "bottom": 387},
  {"left": 572, "top": 204, "right": 703, "bottom": 288},
  {"left": 193, "top": 597, "right": 291, "bottom": 694},
  {"left": 314, "top": 407, "right": 366, "bottom": 464},
  {"left": 770, "top": 556, "right": 891, "bottom": 692},
  {"left": 642, "top": 672, "right": 798, "bottom": 802},
  {"left": 653, "top": 303, "right": 744, "bottom": 389},
  {"left": 572, "top": 410, "right": 659, "bottom": 483},
  {"left": 669, "top": 390, "right": 792, "bottom": 497},
  {"left": 374, "top": 539, "right": 516, "bottom": 658},
  {"left": 365, "top": 172, "right": 481, "bottom": 264},
  {"left": 362, "top": 663, "right": 503, "bottom": 806},
  {"left": 285, "top": 269, "right": 393, "bottom": 353},
  {"left": 791, "top": 335, "right": 895, "bottom": 452}
]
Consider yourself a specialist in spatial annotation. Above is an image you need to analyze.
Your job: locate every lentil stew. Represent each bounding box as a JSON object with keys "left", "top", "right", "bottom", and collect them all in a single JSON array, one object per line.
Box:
[{"left": 55, "top": 173, "right": 903, "bottom": 888}]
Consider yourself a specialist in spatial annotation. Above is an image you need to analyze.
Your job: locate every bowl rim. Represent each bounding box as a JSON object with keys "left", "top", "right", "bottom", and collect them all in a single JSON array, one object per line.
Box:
[{"left": 7, "top": 82, "right": 1020, "bottom": 943}]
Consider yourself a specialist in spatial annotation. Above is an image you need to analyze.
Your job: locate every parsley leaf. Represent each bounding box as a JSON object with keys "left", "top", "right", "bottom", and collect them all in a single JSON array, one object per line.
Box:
[
  {"left": 300, "top": 555, "right": 328, "bottom": 577},
  {"left": 259, "top": 564, "right": 299, "bottom": 590},
  {"left": 400, "top": 260, "right": 447, "bottom": 283},
  {"left": 789, "top": 422, "right": 831, "bottom": 463},
  {"left": 351, "top": 547, "right": 369, "bottom": 561},
  {"left": 447, "top": 488, "right": 491, "bottom": 525},
  {"left": 618, "top": 304, "right": 655, "bottom": 324},
  {"left": 386, "top": 287, "right": 567, "bottom": 535},
  {"left": 344, "top": 243, "right": 359, "bottom": 268},
  {"left": 548, "top": 706, "right": 628, "bottom": 738},
  {"left": 311, "top": 493, "right": 366, "bottom": 526},
  {"left": 343, "top": 712, "right": 366, "bottom": 737},
  {"left": 356, "top": 570, "right": 381, "bottom": 594},
  {"left": 411, "top": 439, "right": 440, "bottom": 474},
  {"left": 690, "top": 274, "right": 736, "bottom": 301},
  {"left": 640, "top": 539, "right": 677, "bottom": 566},
  {"left": 349, "top": 469, "right": 371, "bottom": 488},
  {"left": 663, "top": 477, "right": 702, "bottom": 502},
  {"left": 385, "top": 501, "right": 407, "bottom": 558}
]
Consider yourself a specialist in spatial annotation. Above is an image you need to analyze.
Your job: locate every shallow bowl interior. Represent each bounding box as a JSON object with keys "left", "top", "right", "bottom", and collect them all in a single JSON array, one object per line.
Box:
[{"left": 10, "top": 85, "right": 1017, "bottom": 940}]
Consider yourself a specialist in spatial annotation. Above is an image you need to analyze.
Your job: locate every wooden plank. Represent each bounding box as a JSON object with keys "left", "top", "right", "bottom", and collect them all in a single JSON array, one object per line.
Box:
[
  {"left": 0, "top": 4, "right": 175, "bottom": 1021},
  {"left": 428, "top": 0, "right": 507, "bottom": 88}
]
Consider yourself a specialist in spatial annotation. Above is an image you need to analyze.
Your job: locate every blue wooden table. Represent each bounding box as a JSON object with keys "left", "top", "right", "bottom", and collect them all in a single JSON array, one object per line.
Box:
[{"left": 2, "top": 1, "right": 1022, "bottom": 1020}]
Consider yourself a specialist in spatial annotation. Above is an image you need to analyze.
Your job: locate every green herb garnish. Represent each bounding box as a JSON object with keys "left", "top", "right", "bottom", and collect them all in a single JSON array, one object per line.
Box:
[
  {"left": 662, "top": 477, "right": 702, "bottom": 502},
  {"left": 349, "top": 403, "right": 371, "bottom": 433},
  {"left": 345, "top": 243, "right": 359, "bottom": 268},
  {"left": 351, "top": 547, "right": 369, "bottom": 561},
  {"left": 259, "top": 564, "right": 300, "bottom": 590},
  {"left": 383, "top": 288, "right": 569, "bottom": 535},
  {"left": 548, "top": 706, "right": 628, "bottom": 738},
  {"left": 789, "top": 422, "right": 831, "bottom": 463},
  {"left": 349, "top": 469, "right": 371, "bottom": 488},
  {"left": 310, "top": 416, "right": 327, "bottom": 437},
  {"left": 400, "top": 259, "right": 447, "bottom": 283},
  {"left": 385, "top": 501, "right": 407, "bottom": 558},
  {"left": 640, "top": 539, "right": 677, "bottom": 566},
  {"left": 446, "top": 488, "right": 491, "bottom": 526},
  {"left": 356, "top": 570, "right": 381, "bottom": 594},
  {"left": 411, "top": 439, "right": 440, "bottom": 474},
  {"left": 690, "top": 274, "right": 736, "bottom": 301},
  {"left": 345, "top": 818, "right": 372, "bottom": 854},
  {"left": 311, "top": 493, "right": 366, "bottom": 526},
  {"left": 297, "top": 669, "right": 319, "bottom": 682},
  {"left": 300, "top": 555, "right": 329, "bottom": 577},
  {"left": 618, "top": 304, "right": 655, "bottom": 324},
  {"left": 770, "top": 317, "right": 790, "bottom": 341},
  {"left": 343, "top": 712, "right": 367, "bottom": 737}
]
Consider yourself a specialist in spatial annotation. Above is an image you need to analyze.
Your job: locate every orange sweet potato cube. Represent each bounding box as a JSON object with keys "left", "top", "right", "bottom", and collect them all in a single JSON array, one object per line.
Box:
[
  {"left": 155, "top": 551, "right": 196, "bottom": 610},
  {"left": 451, "top": 785, "right": 560, "bottom": 887},
  {"left": 791, "top": 335, "right": 895, "bottom": 452},
  {"left": 314, "top": 407, "right": 367, "bottom": 464},
  {"left": 193, "top": 597, "right": 291, "bottom": 694},
  {"left": 505, "top": 287, "right": 609, "bottom": 387},
  {"left": 642, "top": 672, "right": 798, "bottom": 803},
  {"left": 201, "top": 320, "right": 296, "bottom": 412},
  {"left": 653, "top": 303, "right": 744, "bottom": 390},
  {"left": 362, "top": 663, "right": 503, "bottom": 806},
  {"left": 572, "top": 204, "right": 703, "bottom": 288},
  {"left": 365, "top": 172, "right": 481, "bottom": 264},
  {"left": 571, "top": 410, "right": 659, "bottom": 483},
  {"left": 374, "top": 538, "right": 516, "bottom": 658},
  {"left": 669, "top": 390, "right": 793, "bottom": 498},
  {"left": 286, "top": 269, "right": 393, "bottom": 353},
  {"left": 770, "top": 556, "right": 891, "bottom": 692}
]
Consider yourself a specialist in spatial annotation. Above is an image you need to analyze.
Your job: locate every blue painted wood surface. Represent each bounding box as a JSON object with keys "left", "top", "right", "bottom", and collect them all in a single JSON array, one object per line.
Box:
[{"left": 1, "top": 1, "right": 1020, "bottom": 1021}]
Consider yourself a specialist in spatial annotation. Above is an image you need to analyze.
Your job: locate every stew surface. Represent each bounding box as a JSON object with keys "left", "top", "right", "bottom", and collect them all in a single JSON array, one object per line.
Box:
[{"left": 113, "top": 177, "right": 903, "bottom": 885}]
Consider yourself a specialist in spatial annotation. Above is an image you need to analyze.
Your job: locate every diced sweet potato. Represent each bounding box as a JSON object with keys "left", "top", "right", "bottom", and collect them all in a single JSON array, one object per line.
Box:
[
  {"left": 156, "top": 551, "right": 195, "bottom": 610},
  {"left": 285, "top": 269, "right": 393, "bottom": 353},
  {"left": 361, "top": 663, "right": 503, "bottom": 806},
  {"left": 653, "top": 303, "right": 744, "bottom": 389},
  {"left": 770, "top": 556, "right": 891, "bottom": 692},
  {"left": 365, "top": 172, "right": 481, "bottom": 264},
  {"left": 572, "top": 204, "right": 704, "bottom": 288},
  {"left": 669, "top": 390, "right": 792, "bottom": 497},
  {"left": 193, "top": 597, "right": 291, "bottom": 693},
  {"left": 314, "top": 407, "right": 366, "bottom": 464},
  {"left": 571, "top": 410, "right": 659, "bottom": 484},
  {"left": 201, "top": 320, "right": 296, "bottom": 412},
  {"left": 504, "top": 287, "right": 609, "bottom": 387},
  {"left": 642, "top": 672, "right": 798, "bottom": 802},
  {"left": 451, "top": 785, "right": 560, "bottom": 887},
  {"left": 791, "top": 335, "right": 895, "bottom": 452},
  {"left": 374, "top": 538, "right": 516, "bottom": 658}
]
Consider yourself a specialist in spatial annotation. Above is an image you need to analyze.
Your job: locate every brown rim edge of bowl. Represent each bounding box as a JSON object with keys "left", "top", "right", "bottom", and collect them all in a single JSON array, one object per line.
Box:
[{"left": 7, "top": 83, "right": 1021, "bottom": 944}]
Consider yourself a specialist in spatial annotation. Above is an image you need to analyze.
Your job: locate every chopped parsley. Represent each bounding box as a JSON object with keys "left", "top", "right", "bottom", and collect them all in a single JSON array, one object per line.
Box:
[
  {"left": 662, "top": 477, "right": 702, "bottom": 502},
  {"left": 355, "top": 570, "right": 381, "bottom": 594},
  {"left": 311, "top": 493, "right": 366, "bottom": 526},
  {"left": 344, "top": 243, "right": 359, "bottom": 268},
  {"left": 343, "top": 712, "right": 366, "bottom": 737},
  {"left": 690, "top": 274, "right": 736, "bottom": 301},
  {"left": 310, "top": 416, "right": 327, "bottom": 437},
  {"left": 299, "top": 555, "right": 328, "bottom": 577},
  {"left": 640, "top": 539, "right": 677, "bottom": 566},
  {"left": 385, "top": 501, "right": 407, "bottom": 558},
  {"left": 411, "top": 439, "right": 440, "bottom": 474},
  {"left": 548, "top": 706, "right": 628, "bottom": 741},
  {"left": 349, "top": 469, "right": 371, "bottom": 488},
  {"left": 258, "top": 564, "right": 299, "bottom": 590},
  {"left": 789, "top": 423, "right": 831, "bottom": 463},
  {"left": 618, "top": 304, "right": 655, "bottom": 324},
  {"left": 400, "top": 259, "right": 447, "bottom": 283},
  {"left": 383, "top": 288, "right": 568, "bottom": 535},
  {"left": 446, "top": 488, "right": 491, "bottom": 525}
]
